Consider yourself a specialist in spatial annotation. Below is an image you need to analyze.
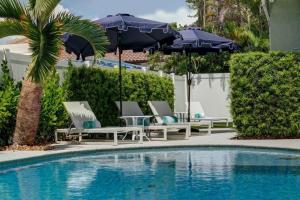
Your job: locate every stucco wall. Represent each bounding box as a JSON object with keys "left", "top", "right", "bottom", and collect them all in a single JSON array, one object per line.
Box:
[
  {"left": 270, "top": 0, "right": 300, "bottom": 51},
  {"left": 174, "top": 73, "right": 231, "bottom": 120}
]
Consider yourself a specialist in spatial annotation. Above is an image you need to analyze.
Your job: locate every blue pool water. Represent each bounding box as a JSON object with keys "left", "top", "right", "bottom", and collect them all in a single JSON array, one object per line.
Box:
[{"left": 1, "top": 147, "right": 300, "bottom": 200}]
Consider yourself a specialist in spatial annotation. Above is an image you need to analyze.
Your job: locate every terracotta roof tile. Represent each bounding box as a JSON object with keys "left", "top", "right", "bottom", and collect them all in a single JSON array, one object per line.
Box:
[
  {"left": 10, "top": 38, "right": 148, "bottom": 63},
  {"left": 105, "top": 50, "right": 148, "bottom": 64},
  {"left": 10, "top": 37, "right": 28, "bottom": 44}
]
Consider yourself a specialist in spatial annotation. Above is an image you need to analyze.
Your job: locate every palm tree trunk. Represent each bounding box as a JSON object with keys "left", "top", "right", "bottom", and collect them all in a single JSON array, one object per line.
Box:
[{"left": 13, "top": 80, "right": 42, "bottom": 146}]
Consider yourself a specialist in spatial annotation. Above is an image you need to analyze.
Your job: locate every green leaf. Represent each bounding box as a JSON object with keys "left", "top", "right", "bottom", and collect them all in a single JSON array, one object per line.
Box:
[
  {"left": 0, "top": 19, "right": 25, "bottom": 39},
  {"left": 33, "top": 0, "right": 62, "bottom": 26},
  {"left": 28, "top": 0, "right": 36, "bottom": 9},
  {"left": 0, "top": 0, "right": 25, "bottom": 20},
  {"left": 27, "top": 20, "right": 62, "bottom": 82}
]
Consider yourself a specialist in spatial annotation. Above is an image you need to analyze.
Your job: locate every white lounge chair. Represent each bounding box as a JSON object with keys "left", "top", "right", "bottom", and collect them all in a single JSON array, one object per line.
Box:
[
  {"left": 55, "top": 101, "right": 143, "bottom": 146},
  {"left": 188, "top": 101, "right": 230, "bottom": 129},
  {"left": 149, "top": 101, "right": 214, "bottom": 134},
  {"left": 116, "top": 101, "right": 190, "bottom": 141}
]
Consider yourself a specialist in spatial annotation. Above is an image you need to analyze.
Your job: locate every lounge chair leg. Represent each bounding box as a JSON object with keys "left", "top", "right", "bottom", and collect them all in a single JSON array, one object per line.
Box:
[
  {"left": 132, "top": 132, "right": 136, "bottom": 141},
  {"left": 106, "top": 133, "right": 109, "bottom": 139},
  {"left": 226, "top": 120, "right": 229, "bottom": 127},
  {"left": 122, "top": 132, "right": 128, "bottom": 141},
  {"left": 208, "top": 124, "right": 212, "bottom": 135},
  {"left": 144, "top": 135, "right": 151, "bottom": 141},
  {"left": 54, "top": 131, "right": 58, "bottom": 143},
  {"left": 79, "top": 133, "right": 82, "bottom": 142},
  {"left": 139, "top": 130, "right": 143, "bottom": 144},
  {"left": 185, "top": 127, "right": 189, "bottom": 140},
  {"left": 211, "top": 121, "right": 214, "bottom": 128},
  {"left": 113, "top": 131, "right": 118, "bottom": 146},
  {"left": 147, "top": 131, "right": 151, "bottom": 139},
  {"left": 163, "top": 129, "right": 167, "bottom": 141}
]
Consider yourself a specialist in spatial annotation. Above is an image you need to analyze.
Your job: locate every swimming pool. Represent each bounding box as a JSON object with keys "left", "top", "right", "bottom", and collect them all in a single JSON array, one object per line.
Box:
[{"left": 1, "top": 147, "right": 300, "bottom": 200}]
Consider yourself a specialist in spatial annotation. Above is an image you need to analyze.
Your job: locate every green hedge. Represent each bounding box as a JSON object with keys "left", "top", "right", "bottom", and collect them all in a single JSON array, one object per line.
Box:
[
  {"left": 37, "top": 72, "right": 68, "bottom": 143},
  {"left": 0, "top": 58, "right": 67, "bottom": 146},
  {"left": 64, "top": 66, "right": 174, "bottom": 126},
  {"left": 230, "top": 52, "right": 300, "bottom": 138},
  {"left": 0, "top": 58, "right": 19, "bottom": 146}
]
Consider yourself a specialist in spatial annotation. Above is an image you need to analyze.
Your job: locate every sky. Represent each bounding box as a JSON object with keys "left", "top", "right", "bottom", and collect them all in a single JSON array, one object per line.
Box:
[{"left": 0, "top": 0, "right": 196, "bottom": 44}]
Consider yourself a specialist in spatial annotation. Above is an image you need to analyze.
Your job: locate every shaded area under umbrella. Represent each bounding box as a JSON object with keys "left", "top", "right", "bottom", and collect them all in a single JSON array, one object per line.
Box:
[
  {"left": 63, "top": 13, "right": 178, "bottom": 117},
  {"left": 160, "top": 27, "right": 237, "bottom": 123}
]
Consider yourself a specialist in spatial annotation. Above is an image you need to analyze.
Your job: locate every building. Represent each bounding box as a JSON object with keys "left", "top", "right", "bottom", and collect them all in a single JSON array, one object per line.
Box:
[{"left": 268, "top": 0, "right": 300, "bottom": 51}]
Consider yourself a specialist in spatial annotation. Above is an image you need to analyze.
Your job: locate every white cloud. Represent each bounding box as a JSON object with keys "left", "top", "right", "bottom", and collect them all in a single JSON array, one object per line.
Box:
[
  {"left": 53, "top": 4, "right": 70, "bottom": 15},
  {"left": 139, "top": 7, "right": 197, "bottom": 26}
]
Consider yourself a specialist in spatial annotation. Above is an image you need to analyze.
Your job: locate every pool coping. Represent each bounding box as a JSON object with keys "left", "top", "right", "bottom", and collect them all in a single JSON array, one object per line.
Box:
[
  {"left": 2, "top": 143, "right": 300, "bottom": 168},
  {"left": 1, "top": 132, "right": 300, "bottom": 165}
]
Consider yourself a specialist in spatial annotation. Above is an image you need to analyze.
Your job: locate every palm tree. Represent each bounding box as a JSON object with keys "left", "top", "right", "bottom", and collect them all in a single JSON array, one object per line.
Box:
[{"left": 0, "top": 0, "right": 108, "bottom": 145}]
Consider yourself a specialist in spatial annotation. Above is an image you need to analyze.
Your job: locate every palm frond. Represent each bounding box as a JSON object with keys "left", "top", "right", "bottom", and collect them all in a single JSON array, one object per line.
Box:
[
  {"left": 26, "top": 20, "right": 62, "bottom": 82},
  {"left": 0, "top": 0, "right": 25, "bottom": 20},
  {"left": 57, "top": 12, "right": 109, "bottom": 62},
  {"left": 0, "top": 19, "right": 25, "bottom": 39},
  {"left": 33, "top": 0, "right": 62, "bottom": 25},
  {"left": 28, "top": 0, "right": 36, "bottom": 9}
]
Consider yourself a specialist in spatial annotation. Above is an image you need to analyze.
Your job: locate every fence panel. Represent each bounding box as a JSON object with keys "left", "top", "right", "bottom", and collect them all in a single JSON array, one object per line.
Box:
[{"left": 174, "top": 73, "right": 231, "bottom": 120}]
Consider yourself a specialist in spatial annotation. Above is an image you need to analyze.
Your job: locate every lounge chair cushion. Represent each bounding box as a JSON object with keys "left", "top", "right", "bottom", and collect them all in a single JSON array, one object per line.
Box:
[
  {"left": 83, "top": 120, "right": 96, "bottom": 129},
  {"left": 195, "top": 112, "right": 204, "bottom": 119},
  {"left": 162, "top": 116, "right": 178, "bottom": 125}
]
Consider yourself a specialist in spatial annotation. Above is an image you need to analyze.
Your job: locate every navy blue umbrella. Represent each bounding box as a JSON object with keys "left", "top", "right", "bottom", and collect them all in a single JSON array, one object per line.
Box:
[
  {"left": 162, "top": 27, "right": 235, "bottom": 54},
  {"left": 161, "top": 27, "right": 236, "bottom": 122},
  {"left": 64, "top": 14, "right": 178, "bottom": 117}
]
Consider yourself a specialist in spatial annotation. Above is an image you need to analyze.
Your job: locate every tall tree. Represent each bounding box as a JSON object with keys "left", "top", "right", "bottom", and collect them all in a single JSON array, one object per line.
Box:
[
  {"left": 186, "top": 0, "right": 206, "bottom": 28},
  {"left": 186, "top": 0, "right": 269, "bottom": 51},
  {"left": 0, "top": 0, "right": 108, "bottom": 145}
]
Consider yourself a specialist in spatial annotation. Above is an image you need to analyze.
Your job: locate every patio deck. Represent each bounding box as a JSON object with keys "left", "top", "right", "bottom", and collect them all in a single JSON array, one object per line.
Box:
[{"left": 1, "top": 131, "right": 300, "bottom": 163}]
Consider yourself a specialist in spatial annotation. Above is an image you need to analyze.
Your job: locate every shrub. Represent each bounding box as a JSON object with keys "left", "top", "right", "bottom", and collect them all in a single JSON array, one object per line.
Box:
[
  {"left": 230, "top": 52, "right": 300, "bottom": 138},
  {"left": 0, "top": 57, "right": 19, "bottom": 146},
  {"left": 37, "top": 71, "right": 69, "bottom": 143},
  {"left": 64, "top": 66, "right": 174, "bottom": 126},
  {"left": 0, "top": 56, "right": 68, "bottom": 146}
]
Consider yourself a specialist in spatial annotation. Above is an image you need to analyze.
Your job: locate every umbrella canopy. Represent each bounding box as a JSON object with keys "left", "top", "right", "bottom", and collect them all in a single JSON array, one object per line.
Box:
[
  {"left": 162, "top": 27, "right": 236, "bottom": 54},
  {"left": 63, "top": 14, "right": 178, "bottom": 118},
  {"left": 160, "top": 27, "right": 236, "bottom": 123},
  {"left": 63, "top": 13, "right": 178, "bottom": 60},
  {"left": 95, "top": 13, "right": 177, "bottom": 52}
]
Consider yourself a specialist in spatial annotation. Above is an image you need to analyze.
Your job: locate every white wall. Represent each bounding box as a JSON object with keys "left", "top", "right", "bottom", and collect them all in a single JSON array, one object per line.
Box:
[
  {"left": 0, "top": 50, "right": 78, "bottom": 82},
  {"left": 173, "top": 75, "right": 187, "bottom": 112},
  {"left": 174, "top": 73, "right": 231, "bottom": 120},
  {"left": 0, "top": 44, "right": 31, "bottom": 55}
]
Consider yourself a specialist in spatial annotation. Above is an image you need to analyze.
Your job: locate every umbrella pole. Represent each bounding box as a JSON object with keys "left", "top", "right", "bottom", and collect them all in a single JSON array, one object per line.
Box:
[
  {"left": 119, "top": 47, "right": 122, "bottom": 117},
  {"left": 117, "top": 32, "right": 123, "bottom": 119},
  {"left": 187, "top": 52, "right": 192, "bottom": 123}
]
